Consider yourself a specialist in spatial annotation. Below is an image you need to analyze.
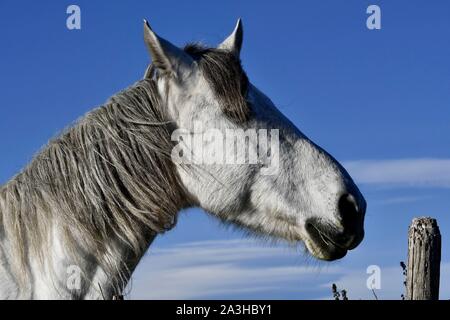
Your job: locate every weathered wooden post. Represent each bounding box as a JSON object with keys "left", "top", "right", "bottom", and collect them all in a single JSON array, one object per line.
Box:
[{"left": 406, "top": 217, "right": 441, "bottom": 300}]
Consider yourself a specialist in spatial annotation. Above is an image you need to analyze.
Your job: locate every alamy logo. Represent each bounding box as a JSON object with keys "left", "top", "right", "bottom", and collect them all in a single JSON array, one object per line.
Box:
[
  {"left": 366, "top": 265, "right": 381, "bottom": 290},
  {"left": 66, "top": 265, "right": 82, "bottom": 290},
  {"left": 366, "top": 5, "right": 381, "bottom": 30},
  {"left": 171, "top": 121, "right": 280, "bottom": 176},
  {"left": 66, "top": 5, "right": 81, "bottom": 30}
]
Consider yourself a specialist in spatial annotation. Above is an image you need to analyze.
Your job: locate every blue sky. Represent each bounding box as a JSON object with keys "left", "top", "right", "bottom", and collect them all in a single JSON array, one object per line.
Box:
[{"left": 0, "top": 1, "right": 449, "bottom": 299}]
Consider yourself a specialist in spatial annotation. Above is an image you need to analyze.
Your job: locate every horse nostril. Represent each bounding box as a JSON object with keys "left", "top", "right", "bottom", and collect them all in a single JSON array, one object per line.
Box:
[
  {"left": 336, "top": 193, "right": 365, "bottom": 249},
  {"left": 338, "top": 193, "right": 361, "bottom": 233}
]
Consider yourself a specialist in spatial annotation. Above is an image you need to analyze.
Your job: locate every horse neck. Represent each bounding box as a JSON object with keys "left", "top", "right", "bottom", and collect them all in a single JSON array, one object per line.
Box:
[
  {"left": 0, "top": 220, "right": 157, "bottom": 299},
  {"left": 0, "top": 80, "right": 190, "bottom": 299}
]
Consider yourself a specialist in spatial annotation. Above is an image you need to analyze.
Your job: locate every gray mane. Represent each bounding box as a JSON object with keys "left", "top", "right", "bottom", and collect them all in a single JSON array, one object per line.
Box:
[{"left": 0, "top": 79, "right": 189, "bottom": 288}]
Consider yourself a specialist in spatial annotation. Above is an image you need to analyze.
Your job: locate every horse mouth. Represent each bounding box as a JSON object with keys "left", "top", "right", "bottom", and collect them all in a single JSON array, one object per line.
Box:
[{"left": 304, "top": 222, "right": 348, "bottom": 261}]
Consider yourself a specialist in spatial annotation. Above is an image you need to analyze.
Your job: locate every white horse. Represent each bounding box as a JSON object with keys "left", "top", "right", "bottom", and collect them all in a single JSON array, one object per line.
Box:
[{"left": 0, "top": 19, "right": 366, "bottom": 299}]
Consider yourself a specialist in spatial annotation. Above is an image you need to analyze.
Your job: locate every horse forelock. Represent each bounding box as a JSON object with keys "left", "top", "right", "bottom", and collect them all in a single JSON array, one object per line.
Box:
[{"left": 183, "top": 43, "right": 251, "bottom": 123}]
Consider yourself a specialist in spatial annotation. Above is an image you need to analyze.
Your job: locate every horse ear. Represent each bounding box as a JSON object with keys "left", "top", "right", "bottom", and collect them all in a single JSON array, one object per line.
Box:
[
  {"left": 218, "top": 19, "right": 243, "bottom": 57},
  {"left": 143, "top": 19, "right": 193, "bottom": 77}
]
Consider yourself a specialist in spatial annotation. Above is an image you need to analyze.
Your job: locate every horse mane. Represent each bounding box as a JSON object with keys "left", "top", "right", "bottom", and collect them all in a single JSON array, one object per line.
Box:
[{"left": 0, "top": 78, "right": 189, "bottom": 288}]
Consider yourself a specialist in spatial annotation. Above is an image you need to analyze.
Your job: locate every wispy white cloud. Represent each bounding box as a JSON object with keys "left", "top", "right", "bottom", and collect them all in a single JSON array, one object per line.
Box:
[
  {"left": 344, "top": 158, "right": 450, "bottom": 188},
  {"left": 371, "top": 195, "right": 433, "bottom": 205},
  {"left": 129, "top": 239, "right": 450, "bottom": 300},
  {"left": 128, "top": 239, "right": 341, "bottom": 299}
]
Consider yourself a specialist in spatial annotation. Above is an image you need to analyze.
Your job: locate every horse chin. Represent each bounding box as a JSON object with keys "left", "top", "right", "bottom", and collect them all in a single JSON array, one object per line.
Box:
[{"left": 303, "top": 223, "right": 348, "bottom": 261}]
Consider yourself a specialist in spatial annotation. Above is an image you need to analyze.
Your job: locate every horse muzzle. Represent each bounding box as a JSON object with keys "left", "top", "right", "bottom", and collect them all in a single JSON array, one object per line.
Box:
[{"left": 304, "top": 193, "right": 366, "bottom": 261}]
